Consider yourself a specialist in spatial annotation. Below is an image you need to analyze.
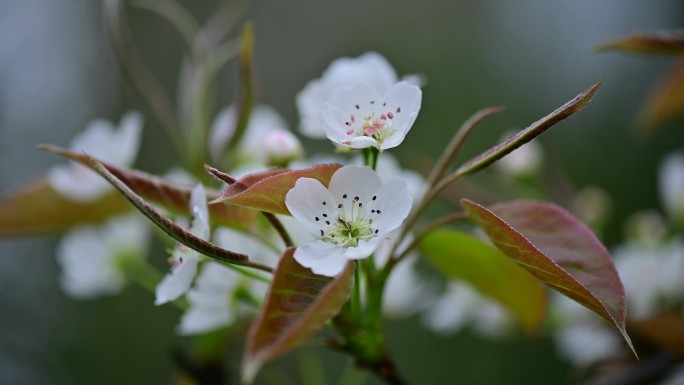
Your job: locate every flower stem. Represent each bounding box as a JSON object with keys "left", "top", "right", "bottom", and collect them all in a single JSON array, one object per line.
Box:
[
  {"left": 262, "top": 212, "right": 294, "bottom": 247},
  {"left": 363, "top": 147, "right": 380, "bottom": 170}
]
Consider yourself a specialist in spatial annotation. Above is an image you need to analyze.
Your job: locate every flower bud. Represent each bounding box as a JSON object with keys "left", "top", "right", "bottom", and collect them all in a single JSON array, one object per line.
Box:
[{"left": 262, "top": 128, "right": 303, "bottom": 166}]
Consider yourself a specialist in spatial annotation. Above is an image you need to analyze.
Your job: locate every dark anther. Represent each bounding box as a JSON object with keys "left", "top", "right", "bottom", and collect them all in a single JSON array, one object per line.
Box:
[
  {"left": 326, "top": 221, "right": 330, "bottom": 225},
  {"left": 323, "top": 213, "right": 328, "bottom": 217},
  {"left": 375, "top": 229, "right": 379, "bottom": 234},
  {"left": 354, "top": 196, "right": 359, "bottom": 201},
  {"left": 322, "top": 201, "right": 327, "bottom": 205},
  {"left": 372, "top": 195, "right": 377, "bottom": 201},
  {"left": 315, "top": 217, "right": 319, "bottom": 221},
  {"left": 338, "top": 204, "right": 343, "bottom": 208},
  {"left": 376, "top": 210, "right": 382, "bottom": 214},
  {"left": 343, "top": 194, "right": 347, "bottom": 199},
  {"left": 320, "top": 230, "right": 324, "bottom": 236}
]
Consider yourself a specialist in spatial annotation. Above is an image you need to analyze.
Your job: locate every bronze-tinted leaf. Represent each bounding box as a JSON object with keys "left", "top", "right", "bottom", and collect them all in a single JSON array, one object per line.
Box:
[
  {"left": 0, "top": 177, "right": 130, "bottom": 236},
  {"left": 421, "top": 229, "right": 547, "bottom": 333},
  {"left": 39, "top": 145, "right": 255, "bottom": 229},
  {"left": 596, "top": 31, "right": 684, "bottom": 56},
  {"left": 638, "top": 60, "right": 684, "bottom": 133},
  {"left": 454, "top": 81, "right": 601, "bottom": 177},
  {"left": 215, "top": 164, "right": 343, "bottom": 215},
  {"left": 242, "top": 248, "right": 354, "bottom": 383},
  {"left": 461, "top": 199, "right": 635, "bottom": 355}
]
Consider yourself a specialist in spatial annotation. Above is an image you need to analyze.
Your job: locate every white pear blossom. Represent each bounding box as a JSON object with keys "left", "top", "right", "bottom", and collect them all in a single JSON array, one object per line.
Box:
[
  {"left": 48, "top": 111, "right": 142, "bottom": 203},
  {"left": 552, "top": 295, "right": 621, "bottom": 366},
  {"left": 210, "top": 104, "right": 301, "bottom": 167},
  {"left": 613, "top": 238, "right": 684, "bottom": 319},
  {"left": 324, "top": 82, "right": 422, "bottom": 150},
  {"left": 178, "top": 228, "right": 277, "bottom": 335},
  {"left": 155, "top": 184, "right": 210, "bottom": 306},
  {"left": 285, "top": 165, "right": 412, "bottom": 276},
  {"left": 262, "top": 128, "right": 303, "bottom": 166},
  {"left": 496, "top": 133, "right": 543, "bottom": 177},
  {"left": 297, "top": 52, "right": 422, "bottom": 139},
  {"left": 423, "top": 281, "right": 510, "bottom": 338},
  {"left": 374, "top": 233, "right": 433, "bottom": 317},
  {"left": 659, "top": 151, "right": 684, "bottom": 221},
  {"left": 56, "top": 214, "right": 149, "bottom": 299}
]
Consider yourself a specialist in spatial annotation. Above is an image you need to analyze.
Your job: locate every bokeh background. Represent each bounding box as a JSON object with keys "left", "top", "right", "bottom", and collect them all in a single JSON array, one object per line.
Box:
[{"left": 1, "top": 0, "right": 683, "bottom": 384}]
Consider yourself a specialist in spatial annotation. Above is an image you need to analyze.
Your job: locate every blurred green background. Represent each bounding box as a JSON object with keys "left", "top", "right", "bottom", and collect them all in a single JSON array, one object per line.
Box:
[{"left": 1, "top": 0, "right": 683, "bottom": 384}]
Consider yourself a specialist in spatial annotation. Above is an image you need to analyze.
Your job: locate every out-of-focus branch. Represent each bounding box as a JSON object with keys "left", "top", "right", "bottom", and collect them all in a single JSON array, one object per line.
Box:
[{"left": 104, "top": 0, "right": 184, "bottom": 155}]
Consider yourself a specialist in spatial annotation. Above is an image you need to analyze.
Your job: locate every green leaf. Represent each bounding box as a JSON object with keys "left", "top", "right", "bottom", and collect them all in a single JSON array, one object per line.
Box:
[
  {"left": 638, "top": 60, "right": 684, "bottom": 133},
  {"left": 461, "top": 199, "right": 635, "bottom": 355},
  {"left": 455, "top": 81, "right": 601, "bottom": 177},
  {"left": 421, "top": 229, "right": 547, "bottom": 333},
  {"left": 39, "top": 145, "right": 255, "bottom": 229},
  {"left": 214, "top": 163, "right": 343, "bottom": 215},
  {"left": 0, "top": 177, "right": 130, "bottom": 236},
  {"left": 596, "top": 31, "right": 684, "bottom": 55},
  {"left": 242, "top": 248, "right": 354, "bottom": 383}
]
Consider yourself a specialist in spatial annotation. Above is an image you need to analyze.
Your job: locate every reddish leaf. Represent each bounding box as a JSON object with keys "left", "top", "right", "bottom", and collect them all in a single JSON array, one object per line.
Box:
[
  {"left": 638, "top": 60, "right": 684, "bottom": 133},
  {"left": 85, "top": 156, "right": 272, "bottom": 272},
  {"left": 39, "top": 145, "right": 255, "bottom": 229},
  {"left": 242, "top": 248, "right": 354, "bottom": 383},
  {"left": 461, "top": 199, "right": 635, "bottom": 355},
  {"left": 596, "top": 31, "right": 684, "bottom": 56},
  {"left": 421, "top": 230, "right": 547, "bottom": 333},
  {"left": 215, "top": 164, "right": 343, "bottom": 215},
  {"left": 455, "top": 81, "right": 600, "bottom": 177},
  {"left": 0, "top": 177, "right": 130, "bottom": 236}
]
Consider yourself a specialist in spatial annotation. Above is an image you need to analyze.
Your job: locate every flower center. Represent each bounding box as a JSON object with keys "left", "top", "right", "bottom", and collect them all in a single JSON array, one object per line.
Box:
[
  {"left": 343, "top": 101, "right": 402, "bottom": 146},
  {"left": 315, "top": 194, "right": 381, "bottom": 248}
]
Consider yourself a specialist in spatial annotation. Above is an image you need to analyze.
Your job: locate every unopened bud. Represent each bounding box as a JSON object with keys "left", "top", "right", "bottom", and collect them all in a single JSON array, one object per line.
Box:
[{"left": 262, "top": 128, "right": 303, "bottom": 166}]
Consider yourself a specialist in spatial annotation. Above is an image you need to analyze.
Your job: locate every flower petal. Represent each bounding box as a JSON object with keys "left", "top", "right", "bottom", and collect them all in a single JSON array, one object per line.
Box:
[
  {"left": 285, "top": 177, "right": 338, "bottom": 236},
  {"left": 155, "top": 252, "right": 199, "bottom": 305},
  {"left": 294, "top": 240, "right": 347, "bottom": 277},
  {"left": 344, "top": 237, "right": 383, "bottom": 260},
  {"left": 368, "top": 179, "right": 412, "bottom": 235},
  {"left": 189, "top": 184, "right": 210, "bottom": 240},
  {"left": 328, "top": 165, "right": 383, "bottom": 208}
]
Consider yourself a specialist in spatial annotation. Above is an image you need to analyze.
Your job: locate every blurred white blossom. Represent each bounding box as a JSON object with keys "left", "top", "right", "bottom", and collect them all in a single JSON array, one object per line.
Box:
[
  {"left": 56, "top": 214, "right": 149, "bottom": 299},
  {"left": 659, "top": 151, "right": 684, "bottom": 221},
  {"left": 423, "top": 281, "right": 510, "bottom": 338},
  {"left": 297, "top": 52, "right": 422, "bottom": 139},
  {"left": 496, "top": 133, "right": 543, "bottom": 177},
  {"left": 178, "top": 228, "right": 276, "bottom": 335},
  {"left": 210, "top": 104, "right": 301, "bottom": 167},
  {"left": 48, "top": 111, "right": 142, "bottom": 202}
]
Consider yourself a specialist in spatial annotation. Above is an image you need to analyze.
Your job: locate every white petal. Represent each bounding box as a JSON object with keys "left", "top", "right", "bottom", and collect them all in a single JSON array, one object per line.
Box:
[
  {"left": 659, "top": 151, "right": 684, "bottom": 218},
  {"left": 294, "top": 240, "right": 347, "bottom": 277},
  {"left": 178, "top": 305, "right": 232, "bottom": 335},
  {"left": 296, "top": 52, "right": 398, "bottom": 139},
  {"left": 214, "top": 227, "right": 278, "bottom": 265},
  {"left": 368, "top": 179, "right": 412, "bottom": 234},
  {"left": 155, "top": 253, "right": 199, "bottom": 305},
  {"left": 343, "top": 237, "right": 383, "bottom": 260},
  {"left": 48, "top": 164, "right": 110, "bottom": 203},
  {"left": 328, "top": 165, "right": 383, "bottom": 208},
  {"left": 57, "top": 226, "right": 124, "bottom": 299},
  {"left": 383, "top": 82, "right": 422, "bottom": 127},
  {"left": 285, "top": 177, "right": 338, "bottom": 236},
  {"left": 189, "top": 184, "right": 210, "bottom": 240}
]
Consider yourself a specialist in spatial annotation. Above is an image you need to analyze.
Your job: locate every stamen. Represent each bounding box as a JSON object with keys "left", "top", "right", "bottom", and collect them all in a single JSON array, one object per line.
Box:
[
  {"left": 372, "top": 196, "right": 377, "bottom": 201},
  {"left": 315, "top": 217, "right": 319, "bottom": 221}
]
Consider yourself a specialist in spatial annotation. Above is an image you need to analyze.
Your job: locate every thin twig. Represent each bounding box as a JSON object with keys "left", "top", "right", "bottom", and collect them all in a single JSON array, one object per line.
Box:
[
  {"left": 104, "top": 0, "right": 184, "bottom": 155},
  {"left": 425, "top": 106, "right": 505, "bottom": 188},
  {"left": 262, "top": 212, "right": 294, "bottom": 248}
]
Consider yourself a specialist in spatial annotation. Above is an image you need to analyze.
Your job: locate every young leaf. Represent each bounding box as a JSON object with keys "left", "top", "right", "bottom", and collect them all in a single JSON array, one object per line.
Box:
[
  {"left": 461, "top": 199, "right": 635, "bottom": 355},
  {"left": 39, "top": 145, "right": 255, "bottom": 229},
  {"left": 420, "top": 229, "right": 547, "bottom": 333},
  {"left": 214, "top": 163, "right": 343, "bottom": 215},
  {"left": 0, "top": 177, "right": 130, "bottom": 236},
  {"left": 242, "top": 248, "right": 354, "bottom": 383},
  {"left": 454, "top": 81, "right": 601, "bottom": 178},
  {"left": 638, "top": 60, "right": 684, "bottom": 133},
  {"left": 83, "top": 155, "right": 272, "bottom": 272},
  {"left": 596, "top": 31, "right": 684, "bottom": 56}
]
